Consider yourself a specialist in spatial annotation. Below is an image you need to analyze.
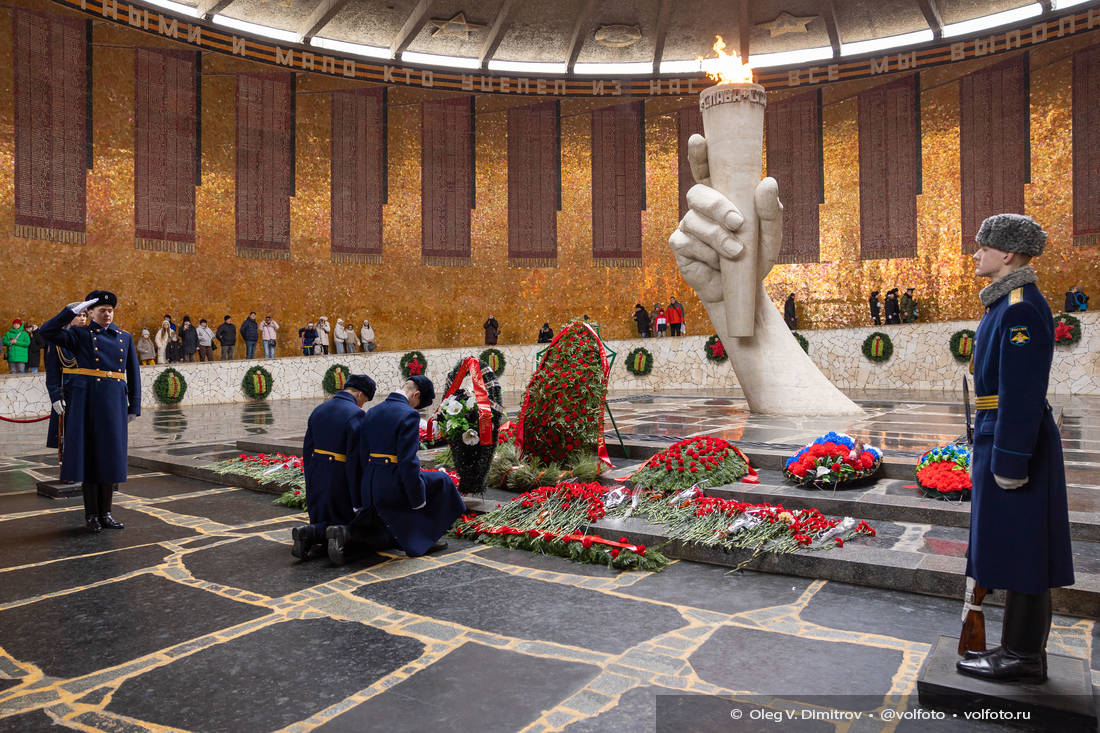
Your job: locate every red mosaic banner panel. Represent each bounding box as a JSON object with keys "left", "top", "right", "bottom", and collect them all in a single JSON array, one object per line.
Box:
[
  {"left": 331, "top": 87, "right": 386, "bottom": 264},
  {"left": 858, "top": 75, "right": 919, "bottom": 260},
  {"left": 765, "top": 89, "right": 822, "bottom": 264},
  {"left": 1073, "top": 44, "right": 1100, "bottom": 246},
  {"left": 13, "top": 10, "right": 88, "bottom": 244},
  {"left": 507, "top": 101, "right": 559, "bottom": 267},
  {"left": 591, "top": 101, "right": 644, "bottom": 267},
  {"left": 134, "top": 48, "right": 197, "bottom": 254},
  {"left": 421, "top": 96, "right": 473, "bottom": 266},
  {"left": 236, "top": 72, "right": 292, "bottom": 260},
  {"left": 960, "top": 53, "right": 1029, "bottom": 250},
  {"left": 678, "top": 105, "right": 703, "bottom": 222}
]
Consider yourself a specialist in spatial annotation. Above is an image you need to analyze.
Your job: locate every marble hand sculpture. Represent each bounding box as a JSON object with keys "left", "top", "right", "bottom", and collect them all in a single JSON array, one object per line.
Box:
[{"left": 669, "top": 133, "right": 861, "bottom": 415}]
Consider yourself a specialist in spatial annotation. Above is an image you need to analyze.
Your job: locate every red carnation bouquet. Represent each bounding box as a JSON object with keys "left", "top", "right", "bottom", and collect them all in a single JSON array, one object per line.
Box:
[
  {"left": 629, "top": 436, "right": 756, "bottom": 493},
  {"left": 915, "top": 443, "right": 971, "bottom": 500},
  {"left": 784, "top": 432, "right": 882, "bottom": 489}
]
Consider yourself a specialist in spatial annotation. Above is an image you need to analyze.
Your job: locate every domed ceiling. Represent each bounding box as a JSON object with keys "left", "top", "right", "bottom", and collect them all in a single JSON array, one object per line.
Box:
[{"left": 151, "top": 0, "right": 1094, "bottom": 73}]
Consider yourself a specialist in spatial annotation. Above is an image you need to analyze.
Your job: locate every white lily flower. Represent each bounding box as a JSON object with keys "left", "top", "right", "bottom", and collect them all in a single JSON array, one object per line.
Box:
[{"left": 461, "top": 428, "right": 480, "bottom": 445}]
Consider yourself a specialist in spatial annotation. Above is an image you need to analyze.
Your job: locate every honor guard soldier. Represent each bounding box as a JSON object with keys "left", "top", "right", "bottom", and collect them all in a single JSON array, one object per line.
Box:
[
  {"left": 957, "top": 214, "right": 1074, "bottom": 682},
  {"left": 44, "top": 310, "right": 87, "bottom": 459},
  {"left": 332, "top": 375, "right": 464, "bottom": 564},
  {"left": 40, "top": 291, "right": 141, "bottom": 533},
  {"left": 291, "top": 374, "right": 376, "bottom": 560}
]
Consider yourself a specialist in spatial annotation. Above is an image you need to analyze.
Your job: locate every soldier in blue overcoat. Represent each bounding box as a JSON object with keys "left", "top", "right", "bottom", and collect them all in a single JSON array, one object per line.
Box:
[
  {"left": 40, "top": 291, "right": 141, "bottom": 533},
  {"left": 44, "top": 310, "right": 87, "bottom": 454},
  {"left": 957, "top": 215, "right": 1074, "bottom": 683},
  {"left": 290, "top": 374, "right": 376, "bottom": 560},
  {"left": 335, "top": 375, "right": 464, "bottom": 563}
]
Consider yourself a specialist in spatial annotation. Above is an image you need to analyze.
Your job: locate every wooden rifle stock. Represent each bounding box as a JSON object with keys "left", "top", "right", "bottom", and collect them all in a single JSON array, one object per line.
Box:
[{"left": 958, "top": 580, "right": 988, "bottom": 655}]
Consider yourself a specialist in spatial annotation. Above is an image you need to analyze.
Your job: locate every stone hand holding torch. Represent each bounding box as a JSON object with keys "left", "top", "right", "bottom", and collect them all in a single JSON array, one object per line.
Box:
[{"left": 698, "top": 38, "right": 765, "bottom": 337}]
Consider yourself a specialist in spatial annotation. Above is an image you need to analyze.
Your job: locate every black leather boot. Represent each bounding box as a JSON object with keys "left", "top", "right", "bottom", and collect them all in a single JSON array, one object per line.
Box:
[
  {"left": 957, "top": 590, "right": 1050, "bottom": 682},
  {"left": 291, "top": 525, "right": 317, "bottom": 560},
  {"left": 85, "top": 515, "right": 102, "bottom": 533},
  {"left": 327, "top": 526, "right": 349, "bottom": 566},
  {"left": 99, "top": 513, "right": 124, "bottom": 529},
  {"left": 82, "top": 482, "right": 100, "bottom": 519}
]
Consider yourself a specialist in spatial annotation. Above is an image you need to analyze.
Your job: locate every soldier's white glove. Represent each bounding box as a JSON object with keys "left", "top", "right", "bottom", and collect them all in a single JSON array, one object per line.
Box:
[
  {"left": 52, "top": 400, "right": 65, "bottom": 415},
  {"left": 994, "top": 474, "right": 1027, "bottom": 490},
  {"left": 128, "top": 414, "right": 138, "bottom": 423},
  {"left": 67, "top": 298, "right": 99, "bottom": 314},
  {"left": 411, "top": 501, "right": 426, "bottom": 510}
]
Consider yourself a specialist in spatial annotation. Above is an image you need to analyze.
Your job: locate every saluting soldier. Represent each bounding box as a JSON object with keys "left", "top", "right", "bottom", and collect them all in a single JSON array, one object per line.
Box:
[
  {"left": 44, "top": 310, "right": 87, "bottom": 458},
  {"left": 957, "top": 215, "right": 1074, "bottom": 682},
  {"left": 334, "top": 375, "right": 463, "bottom": 564},
  {"left": 40, "top": 291, "right": 141, "bottom": 533},
  {"left": 291, "top": 374, "right": 376, "bottom": 560}
]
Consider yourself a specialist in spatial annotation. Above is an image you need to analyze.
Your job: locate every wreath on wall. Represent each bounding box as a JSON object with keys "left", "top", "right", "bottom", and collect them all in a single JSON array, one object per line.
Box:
[
  {"left": 400, "top": 350, "right": 427, "bottom": 379},
  {"left": 480, "top": 348, "right": 506, "bottom": 376},
  {"left": 242, "top": 365, "right": 274, "bottom": 400},
  {"left": 704, "top": 335, "right": 728, "bottom": 363},
  {"left": 625, "top": 347, "right": 653, "bottom": 376},
  {"left": 862, "top": 332, "right": 893, "bottom": 363},
  {"left": 1054, "top": 313, "right": 1082, "bottom": 346},
  {"left": 792, "top": 331, "right": 809, "bottom": 353},
  {"left": 949, "top": 329, "right": 976, "bottom": 363},
  {"left": 153, "top": 367, "right": 187, "bottom": 404},
  {"left": 323, "top": 363, "right": 350, "bottom": 394}
]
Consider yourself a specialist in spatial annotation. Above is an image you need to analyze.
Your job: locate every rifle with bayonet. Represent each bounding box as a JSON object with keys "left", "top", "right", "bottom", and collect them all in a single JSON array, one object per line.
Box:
[{"left": 958, "top": 375, "right": 987, "bottom": 655}]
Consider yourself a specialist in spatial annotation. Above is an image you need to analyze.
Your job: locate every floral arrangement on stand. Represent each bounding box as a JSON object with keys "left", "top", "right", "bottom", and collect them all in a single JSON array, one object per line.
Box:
[
  {"left": 629, "top": 437, "right": 757, "bottom": 493},
  {"left": 915, "top": 443, "right": 972, "bottom": 500},
  {"left": 862, "top": 332, "right": 893, "bottom": 363},
  {"left": 153, "top": 367, "right": 187, "bottom": 404},
  {"left": 241, "top": 365, "right": 274, "bottom": 400},
  {"left": 400, "top": 350, "right": 427, "bottom": 378},
  {"left": 479, "top": 348, "right": 506, "bottom": 376},
  {"left": 322, "top": 364, "right": 350, "bottom": 394},
  {"left": 1054, "top": 313, "right": 1081, "bottom": 346},
  {"left": 704, "top": 335, "right": 728, "bottom": 363},
  {"left": 784, "top": 432, "right": 883, "bottom": 489},
  {"left": 426, "top": 357, "right": 505, "bottom": 495},
  {"left": 207, "top": 452, "right": 459, "bottom": 510},
  {"left": 792, "top": 332, "right": 809, "bottom": 353},
  {"left": 949, "top": 330, "right": 976, "bottom": 363},
  {"left": 451, "top": 480, "right": 875, "bottom": 572},
  {"left": 625, "top": 347, "right": 653, "bottom": 376}
]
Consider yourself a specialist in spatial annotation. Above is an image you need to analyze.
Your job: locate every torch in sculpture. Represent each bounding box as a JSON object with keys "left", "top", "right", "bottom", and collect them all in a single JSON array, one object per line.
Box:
[{"left": 697, "top": 37, "right": 765, "bottom": 338}]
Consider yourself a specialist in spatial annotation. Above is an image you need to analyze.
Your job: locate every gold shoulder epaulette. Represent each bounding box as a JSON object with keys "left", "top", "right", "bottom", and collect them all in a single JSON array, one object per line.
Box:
[{"left": 1009, "top": 287, "right": 1023, "bottom": 305}]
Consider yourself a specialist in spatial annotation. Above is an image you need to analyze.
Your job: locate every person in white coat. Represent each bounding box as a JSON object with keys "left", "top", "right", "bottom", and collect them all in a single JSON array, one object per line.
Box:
[
  {"left": 333, "top": 318, "right": 348, "bottom": 354},
  {"left": 316, "top": 316, "right": 331, "bottom": 355},
  {"left": 360, "top": 320, "right": 376, "bottom": 352},
  {"left": 154, "top": 319, "right": 172, "bottom": 364}
]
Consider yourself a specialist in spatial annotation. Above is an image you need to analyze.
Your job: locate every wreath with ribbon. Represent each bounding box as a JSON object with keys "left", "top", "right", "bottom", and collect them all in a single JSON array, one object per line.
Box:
[
  {"left": 704, "top": 334, "right": 728, "bottom": 363},
  {"left": 792, "top": 331, "right": 809, "bottom": 353},
  {"left": 625, "top": 347, "right": 653, "bottom": 376},
  {"left": 862, "top": 332, "right": 893, "bottom": 363},
  {"left": 242, "top": 365, "right": 274, "bottom": 400},
  {"left": 949, "top": 329, "right": 976, "bottom": 363},
  {"left": 323, "top": 363, "right": 350, "bottom": 394},
  {"left": 153, "top": 367, "right": 187, "bottom": 404},
  {"left": 479, "top": 348, "right": 506, "bottom": 376},
  {"left": 400, "top": 350, "right": 427, "bottom": 378},
  {"left": 1054, "top": 313, "right": 1082, "bottom": 346}
]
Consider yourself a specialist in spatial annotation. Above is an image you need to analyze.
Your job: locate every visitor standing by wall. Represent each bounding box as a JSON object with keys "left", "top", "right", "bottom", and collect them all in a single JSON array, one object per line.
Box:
[
  {"left": 3, "top": 319, "right": 30, "bottom": 373},
  {"left": 537, "top": 322, "right": 553, "bottom": 343},
  {"left": 654, "top": 306, "right": 667, "bottom": 336},
  {"left": 783, "top": 294, "right": 798, "bottom": 329},
  {"left": 260, "top": 316, "right": 279, "bottom": 358},
  {"left": 136, "top": 329, "right": 156, "bottom": 365},
  {"left": 40, "top": 290, "right": 140, "bottom": 534},
  {"left": 240, "top": 312, "right": 259, "bottom": 359},
  {"left": 179, "top": 317, "right": 198, "bottom": 362},
  {"left": 299, "top": 322, "right": 318, "bottom": 356},
  {"left": 361, "top": 320, "right": 376, "bottom": 352},
  {"left": 154, "top": 319, "right": 172, "bottom": 364},
  {"left": 483, "top": 315, "right": 500, "bottom": 345},
  {"left": 633, "top": 304, "right": 651, "bottom": 338},
  {"left": 901, "top": 288, "right": 918, "bottom": 323},
  {"left": 196, "top": 319, "right": 215, "bottom": 362},
  {"left": 333, "top": 318, "right": 348, "bottom": 354},
  {"left": 25, "top": 323, "right": 44, "bottom": 373},
  {"left": 215, "top": 315, "right": 236, "bottom": 360},
  {"left": 869, "top": 291, "right": 881, "bottom": 325},
  {"left": 884, "top": 289, "right": 900, "bottom": 324},
  {"left": 344, "top": 321, "right": 360, "bottom": 353},
  {"left": 666, "top": 297, "right": 685, "bottom": 336},
  {"left": 316, "top": 316, "right": 331, "bottom": 355},
  {"left": 165, "top": 330, "right": 184, "bottom": 363}
]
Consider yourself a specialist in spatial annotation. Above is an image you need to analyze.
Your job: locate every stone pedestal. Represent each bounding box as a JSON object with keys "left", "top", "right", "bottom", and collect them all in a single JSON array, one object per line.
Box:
[
  {"left": 917, "top": 635, "right": 1097, "bottom": 732},
  {"left": 36, "top": 479, "right": 83, "bottom": 499}
]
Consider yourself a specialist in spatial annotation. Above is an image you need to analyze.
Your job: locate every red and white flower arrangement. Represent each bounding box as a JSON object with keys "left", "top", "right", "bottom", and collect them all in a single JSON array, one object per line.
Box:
[{"left": 784, "top": 432, "right": 882, "bottom": 488}]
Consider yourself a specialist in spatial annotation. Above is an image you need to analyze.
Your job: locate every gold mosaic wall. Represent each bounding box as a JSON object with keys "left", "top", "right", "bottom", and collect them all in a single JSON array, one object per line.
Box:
[{"left": 1, "top": 0, "right": 1097, "bottom": 353}]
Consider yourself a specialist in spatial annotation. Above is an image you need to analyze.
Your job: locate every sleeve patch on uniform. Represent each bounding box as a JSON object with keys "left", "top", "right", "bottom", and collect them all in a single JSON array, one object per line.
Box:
[{"left": 1009, "top": 326, "right": 1030, "bottom": 346}]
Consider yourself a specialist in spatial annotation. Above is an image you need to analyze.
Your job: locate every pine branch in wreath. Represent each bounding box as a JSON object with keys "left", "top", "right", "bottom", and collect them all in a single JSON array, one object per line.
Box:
[{"left": 862, "top": 332, "right": 893, "bottom": 363}]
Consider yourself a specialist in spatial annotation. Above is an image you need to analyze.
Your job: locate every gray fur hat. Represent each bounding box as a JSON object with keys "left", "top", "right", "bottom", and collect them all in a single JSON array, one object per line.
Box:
[{"left": 975, "top": 214, "right": 1047, "bottom": 257}]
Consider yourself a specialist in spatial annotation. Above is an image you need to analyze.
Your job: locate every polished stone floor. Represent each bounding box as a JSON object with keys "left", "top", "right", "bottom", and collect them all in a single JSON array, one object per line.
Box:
[{"left": 0, "top": 390, "right": 1097, "bottom": 731}]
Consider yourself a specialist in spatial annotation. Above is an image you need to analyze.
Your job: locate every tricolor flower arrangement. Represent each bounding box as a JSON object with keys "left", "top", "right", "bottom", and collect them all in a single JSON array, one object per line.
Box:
[
  {"left": 784, "top": 432, "right": 882, "bottom": 488},
  {"left": 452, "top": 480, "right": 875, "bottom": 572},
  {"left": 630, "top": 437, "right": 755, "bottom": 493},
  {"left": 915, "top": 443, "right": 971, "bottom": 500}
]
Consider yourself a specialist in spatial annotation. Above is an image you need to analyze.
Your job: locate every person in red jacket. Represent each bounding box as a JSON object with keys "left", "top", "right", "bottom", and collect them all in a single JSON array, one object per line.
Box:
[{"left": 666, "top": 297, "right": 685, "bottom": 336}]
